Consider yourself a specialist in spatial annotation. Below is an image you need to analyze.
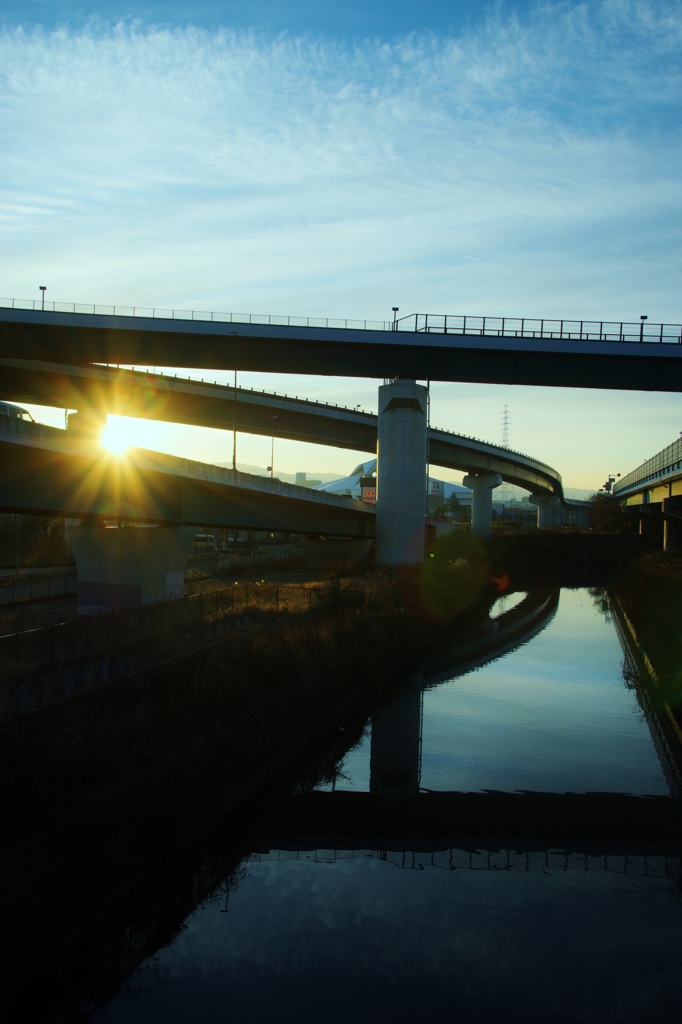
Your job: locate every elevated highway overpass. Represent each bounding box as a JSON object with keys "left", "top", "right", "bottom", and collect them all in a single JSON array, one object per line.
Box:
[
  {"left": 0, "top": 297, "right": 607, "bottom": 554},
  {"left": 613, "top": 435, "right": 682, "bottom": 552},
  {"left": 0, "top": 357, "right": 567, "bottom": 500},
  {"left": 0, "top": 415, "right": 374, "bottom": 537},
  {"left": 0, "top": 414, "right": 375, "bottom": 611},
  {"left": 1, "top": 300, "right": 681, "bottom": 391}
]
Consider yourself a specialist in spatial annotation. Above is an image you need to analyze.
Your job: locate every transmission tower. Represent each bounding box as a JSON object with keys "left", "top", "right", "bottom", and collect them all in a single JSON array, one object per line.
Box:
[
  {"left": 497, "top": 405, "right": 514, "bottom": 504},
  {"left": 501, "top": 405, "right": 511, "bottom": 449}
]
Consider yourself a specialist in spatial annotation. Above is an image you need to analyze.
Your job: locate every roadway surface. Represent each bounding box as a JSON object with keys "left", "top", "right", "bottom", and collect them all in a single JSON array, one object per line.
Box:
[{"left": 2, "top": 306, "right": 682, "bottom": 391}]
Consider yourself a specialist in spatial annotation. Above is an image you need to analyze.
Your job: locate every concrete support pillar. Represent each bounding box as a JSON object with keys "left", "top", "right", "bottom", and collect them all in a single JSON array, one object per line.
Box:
[
  {"left": 663, "top": 519, "right": 674, "bottom": 554},
  {"left": 376, "top": 379, "right": 428, "bottom": 564},
  {"left": 370, "top": 688, "right": 422, "bottom": 803},
  {"left": 70, "top": 524, "right": 196, "bottom": 615},
  {"left": 462, "top": 472, "right": 503, "bottom": 538},
  {"left": 529, "top": 493, "right": 561, "bottom": 529}
]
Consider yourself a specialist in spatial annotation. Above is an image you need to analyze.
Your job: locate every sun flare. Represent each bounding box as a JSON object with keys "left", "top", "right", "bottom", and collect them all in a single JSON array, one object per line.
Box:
[{"left": 100, "top": 416, "right": 138, "bottom": 455}]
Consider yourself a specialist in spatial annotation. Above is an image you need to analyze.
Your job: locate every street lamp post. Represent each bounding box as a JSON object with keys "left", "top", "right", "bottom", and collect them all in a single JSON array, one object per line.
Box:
[
  {"left": 232, "top": 370, "right": 238, "bottom": 472},
  {"left": 268, "top": 416, "right": 278, "bottom": 478},
  {"left": 39, "top": 285, "right": 46, "bottom": 311},
  {"left": 640, "top": 315, "right": 648, "bottom": 343},
  {"left": 392, "top": 306, "right": 399, "bottom": 331}
]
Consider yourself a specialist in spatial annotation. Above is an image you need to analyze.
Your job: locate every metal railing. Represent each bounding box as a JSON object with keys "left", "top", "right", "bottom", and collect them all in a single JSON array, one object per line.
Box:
[
  {"left": 254, "top": 847, "right": 676, "bottom": 878},
  {"left": 0, "top": 582, "right": 363, "bottom": 694},
  {"left": 2, "top": 296, "right": 679, "bottom": 344},
  {"left": 396, "top": 312, "right": 682, "bottom": 344},
  {"left": 0, "top": 567, "right": 77, "bottom": 609},
  {"left": 0, "top": 297, "right": 390, "bottom": 333},
  {"left": 614, "top": 437, "right": 682, "bottom": 494}
]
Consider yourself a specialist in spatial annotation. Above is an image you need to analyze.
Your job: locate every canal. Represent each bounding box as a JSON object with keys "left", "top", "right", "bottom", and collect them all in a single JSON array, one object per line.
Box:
[{"left": 87, "top": 587, "right": 681, "bottom": 1023}]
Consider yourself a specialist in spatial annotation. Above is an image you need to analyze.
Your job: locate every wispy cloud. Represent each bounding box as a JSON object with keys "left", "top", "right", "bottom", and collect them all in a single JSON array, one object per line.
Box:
[
  {"left": 0, "top": 2, "right": 680, "bottom": 321},
  {"left": 2, "top": 3, "right": 681, "bottom": 488}
]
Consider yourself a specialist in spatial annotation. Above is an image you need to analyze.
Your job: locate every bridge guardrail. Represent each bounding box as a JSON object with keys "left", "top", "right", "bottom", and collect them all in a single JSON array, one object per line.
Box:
[
  {"left": 395, "top": 313, "right": 682, "bottom": 344},
  {"left": 0, "top": 297, "right": 391, "bottom": 333},
  {"left": 0, "top": 567, "right": 77, "bottom": 608},
  {"left": 2, "top": 297, "right": 680, "bottom": 345}
]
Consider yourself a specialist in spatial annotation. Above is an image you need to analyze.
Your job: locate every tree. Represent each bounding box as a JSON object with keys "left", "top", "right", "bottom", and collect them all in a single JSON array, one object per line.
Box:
[{"left": 586, "top": 493, "right": 630, "bottom": 533}]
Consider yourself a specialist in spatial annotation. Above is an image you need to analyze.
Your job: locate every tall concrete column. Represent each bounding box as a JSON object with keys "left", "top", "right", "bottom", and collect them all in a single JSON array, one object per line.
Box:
[
  {"left": 376, "top": 378, "right": 428, "bottom": 564},
  {"left": 663, "top": 519, "right": 674, "bottom": 554},
  {"left": 463, "top": 473, "right": 502, "bottom": 538},
  {"left": 70, "top": 523, "right": 196, "bottom": 615},
  {"left": 369, "top": 688, "right": 422, "bottom": 803},
  {"left": 529, "top": 493, "right": 561, "bottom": 529}
]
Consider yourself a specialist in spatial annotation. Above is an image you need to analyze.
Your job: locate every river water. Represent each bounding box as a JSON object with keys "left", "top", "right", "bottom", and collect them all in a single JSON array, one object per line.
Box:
[{"left": 90, "top": 588, "right": 682, "bottom": 1023}]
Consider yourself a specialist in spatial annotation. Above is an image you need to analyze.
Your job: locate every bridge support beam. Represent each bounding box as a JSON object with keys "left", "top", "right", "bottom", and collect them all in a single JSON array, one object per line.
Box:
[
  {"left": 70, "top": 523, "right": 196, "bottom": 615},
  {"left": 376, "top": 379, "right": 428, "bottom": 564},
  {"left": 370, "top": 688, "right": 422, "bottom": 803},
  {"left": 529, "top": 493, "right": 561, "bottom": 529},
  {"left": 463, "top": 473, "right": 503, "bottom": 538}
]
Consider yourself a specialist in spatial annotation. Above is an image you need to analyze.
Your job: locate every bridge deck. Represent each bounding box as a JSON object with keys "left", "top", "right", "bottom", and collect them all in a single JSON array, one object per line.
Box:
[
  {"left": 0, "top": 418, "right": 375, "bottom": 534},
  {"left": 1, "top": 305, "right": 681, "bottom": 391},
  {"left": 0, "top": 358, "right": 565, "bottom": 497}
]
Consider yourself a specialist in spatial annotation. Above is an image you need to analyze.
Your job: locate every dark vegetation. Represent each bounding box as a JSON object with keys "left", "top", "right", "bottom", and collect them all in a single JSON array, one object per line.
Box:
[
  {"left": 0, "top": 513, "right": 73, "bottom": 568},
  {"left": 585, "top": 493, "right": 632, "bottom": 533}
]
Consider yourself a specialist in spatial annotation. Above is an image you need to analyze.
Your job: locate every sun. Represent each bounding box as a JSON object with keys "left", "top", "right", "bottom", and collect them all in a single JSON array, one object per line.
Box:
[{"left": 100, "top": 415, "right": 138, "bottom": 455}]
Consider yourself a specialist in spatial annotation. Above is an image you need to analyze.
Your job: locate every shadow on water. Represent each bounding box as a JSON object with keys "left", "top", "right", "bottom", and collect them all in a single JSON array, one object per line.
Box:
[{"left": 8, "top": 580, "right": 682, "bottom": 1023}]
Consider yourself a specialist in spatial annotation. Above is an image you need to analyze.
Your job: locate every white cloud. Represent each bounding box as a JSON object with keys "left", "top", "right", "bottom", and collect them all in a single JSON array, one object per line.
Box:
[{"left": 1, "top": 3, "right": 681, "bottom": 486}]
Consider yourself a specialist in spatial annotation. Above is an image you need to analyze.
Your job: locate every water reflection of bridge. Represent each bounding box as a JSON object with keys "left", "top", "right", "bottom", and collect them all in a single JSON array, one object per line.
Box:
[
  {"left": 254, "top": 845, "right": 678, "bottom": 881},
  {"left": 259, "top": 590, "right": 680, "bottom": 872},
  {"left": 609, "top": 594, "right": 682, "bottom": 807},
  {"left": 255, "top": 789, "right": 680, "bottom": 866}
]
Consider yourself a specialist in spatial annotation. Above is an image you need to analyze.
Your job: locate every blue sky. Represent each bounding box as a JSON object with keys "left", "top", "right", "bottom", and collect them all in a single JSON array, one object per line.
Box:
[
  {"left": 1, "top": 1, "right": 681, "bottom": 489},
  {"left": 0, "top": 1, "right": 513, "bottom": 38}
]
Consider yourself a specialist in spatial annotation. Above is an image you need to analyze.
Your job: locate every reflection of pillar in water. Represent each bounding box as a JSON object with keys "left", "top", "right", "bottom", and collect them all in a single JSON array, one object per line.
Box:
[{"left": 370, "top": 688, "right": 422, "bottom": 802}]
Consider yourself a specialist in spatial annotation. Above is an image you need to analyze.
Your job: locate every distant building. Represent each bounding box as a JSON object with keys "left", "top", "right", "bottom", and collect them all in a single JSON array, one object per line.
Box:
[{"left": 295, "top": 472, "right": 322, "bottom": 489}]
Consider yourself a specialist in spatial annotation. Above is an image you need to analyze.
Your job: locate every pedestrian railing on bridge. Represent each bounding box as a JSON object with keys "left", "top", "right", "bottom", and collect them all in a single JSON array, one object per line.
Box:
[
  {"left": 3, "top": 296, "right": 680, "bottom": 344},
  {"left": 396, "top": 312, "right": 682, "bottom": 344}
]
